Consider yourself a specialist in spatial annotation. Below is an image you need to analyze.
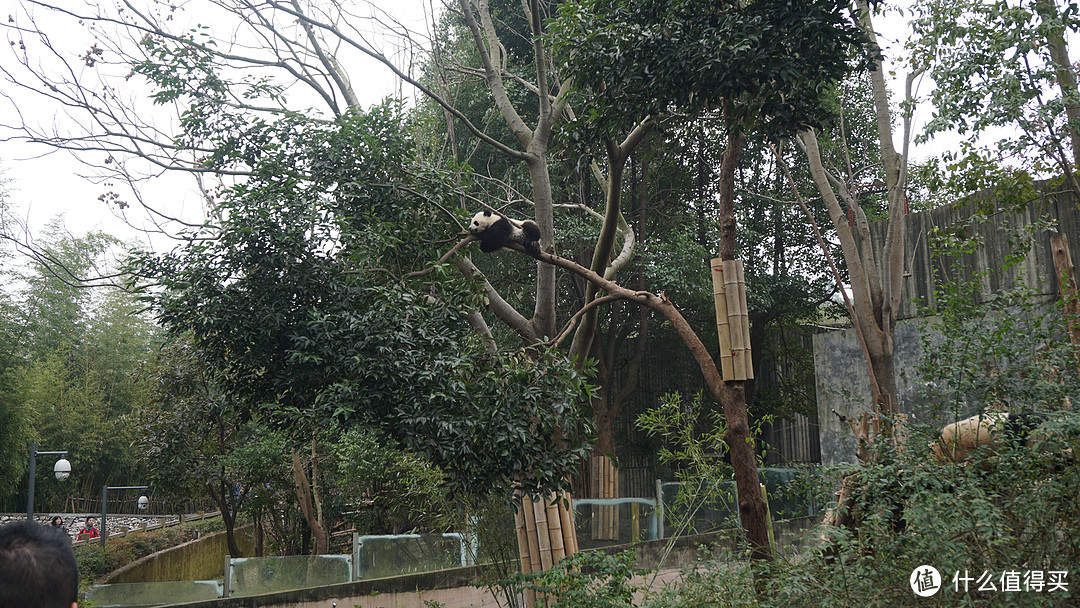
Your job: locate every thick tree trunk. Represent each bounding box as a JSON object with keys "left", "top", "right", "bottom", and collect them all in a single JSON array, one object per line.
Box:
[
  {"left": 714, "top": 122, "right": 773, "bottom": 562},
  {"left": 524, "top": 246, "right": 773, "bottom": 561},
  {"left": 527, "top": 154, "right": 558, "bottom": 341},
  {"left": 290, "top": 448, "right": 328, "bottom": 555},
  {"left": 208, "top": 481, "right": 243, "bottom": 558},
  {"left": 222, "top": 510, "right": 242, "bottom": 558}
]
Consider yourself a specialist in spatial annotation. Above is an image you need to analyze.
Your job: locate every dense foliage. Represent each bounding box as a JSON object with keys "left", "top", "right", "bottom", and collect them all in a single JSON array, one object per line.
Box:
[
  {"left": 550, "top": 0, "right": 871, "bottom": 138},
  {"left": 129, "top": 101, "right": 594, "bottom": 504},
  {"left": 508, "top": 237, "right": 1080, "bottom": 605}
]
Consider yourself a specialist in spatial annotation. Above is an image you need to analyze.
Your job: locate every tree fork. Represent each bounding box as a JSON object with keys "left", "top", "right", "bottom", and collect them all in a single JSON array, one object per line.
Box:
[{"left": 504, "top": 245, "right": 774, "bottom": 562}]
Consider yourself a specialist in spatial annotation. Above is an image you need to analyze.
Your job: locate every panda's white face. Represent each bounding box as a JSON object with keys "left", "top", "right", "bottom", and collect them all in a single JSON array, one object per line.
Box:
[{"left": 469, "top": 211, "right": 496, "bottom": 235}]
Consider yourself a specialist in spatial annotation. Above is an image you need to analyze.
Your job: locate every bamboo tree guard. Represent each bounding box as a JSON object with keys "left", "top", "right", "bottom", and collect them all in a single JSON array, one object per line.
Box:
[
  {"left": 590, "top": 454, "right": 619, "bottom": 540},
  {"left": 710, "top": 259, "right": 753, "bottom": 381},
  {"left": 515, "top": 492, "right": 578, "bottom": 607}
]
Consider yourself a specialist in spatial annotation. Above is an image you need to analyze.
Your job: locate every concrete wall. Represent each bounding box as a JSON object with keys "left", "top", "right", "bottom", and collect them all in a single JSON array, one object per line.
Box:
[
  {"left": 816, "top": 191, "right": 1079, "bottom": 465},
  {"left": 160, "top": 517, "right": 819, "bottom": 608},
  {"left": 814, "top": 317, "right": 934, "bottom": 466},
  {"left": 105, "top": 527, "right": 255, "bottom": 584}
]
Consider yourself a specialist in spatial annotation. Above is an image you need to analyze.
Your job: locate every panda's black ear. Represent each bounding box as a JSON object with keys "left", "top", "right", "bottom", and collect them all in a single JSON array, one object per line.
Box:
[{"left": 483, "top": 211, "right": 492, "bottom": 216}]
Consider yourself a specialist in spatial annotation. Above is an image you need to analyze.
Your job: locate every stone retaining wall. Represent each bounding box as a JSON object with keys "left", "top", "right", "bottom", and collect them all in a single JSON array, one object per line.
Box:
[{"left": 0, "top": 513, "right": 180, "bottom": 543}]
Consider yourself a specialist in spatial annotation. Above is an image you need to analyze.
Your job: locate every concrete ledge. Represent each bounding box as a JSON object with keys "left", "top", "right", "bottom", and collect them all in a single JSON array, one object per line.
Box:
[
  {"left": 161, "top": 516, "right": 820, "bottom": 608},
  {"left": 104, "top": 527, "right": 255, "bottom": 584}
]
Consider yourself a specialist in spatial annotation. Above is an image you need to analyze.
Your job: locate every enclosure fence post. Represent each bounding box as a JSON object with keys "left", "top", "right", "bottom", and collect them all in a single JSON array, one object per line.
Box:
[
  {"left": 222, "top": 555, "right": 231, "bottom": 598},
  {"left": 655, "top": 479, "right": 665, "bottom": 539}
]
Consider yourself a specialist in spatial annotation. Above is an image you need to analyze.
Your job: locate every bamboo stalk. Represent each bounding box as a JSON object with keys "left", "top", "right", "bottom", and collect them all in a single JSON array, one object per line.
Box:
[
  {"left": 559, "top": 492, "right": 578, "bottom": 555},
  {"left": 601, "top": 463, "right": 608, "bottom": 539},
  {"left": 514, "top": 503, "right": 532, "bottom": 575},
  {"left": 522, "top": 496, "right": 542, "bottom": 574},
  {"left": 723, "top": 260, "right": 746, "bottom": 380},
  {"left": 736, "top": 260, "right": 753, "bottom": 380},
  {"left": 602, "top": 457, "right": 609, "bottom": 541},
  {"left": 607, "top": 461, "right": 617, "bottom": 539},
  {"left": 596, "top": 457, "right": 604, "bottom": 542},
  {"left": 761, "top": 483, "right": 775, "bottom": 554},
  {"left": 546, "top": 497, "right": 566, "bottom": 563},
  {"left": 533, "top": 497, "right": 554, "bottom": 570}
]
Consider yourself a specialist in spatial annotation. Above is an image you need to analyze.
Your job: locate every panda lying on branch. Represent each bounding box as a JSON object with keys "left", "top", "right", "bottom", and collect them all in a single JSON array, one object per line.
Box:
[{"left": 468, "top": 210, "right": 541, "bottom": 255}]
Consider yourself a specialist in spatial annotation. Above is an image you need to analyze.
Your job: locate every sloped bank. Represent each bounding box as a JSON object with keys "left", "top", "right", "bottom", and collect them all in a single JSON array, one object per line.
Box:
[{"left": 103, "top": 526, "right": 255, "bottom": 584}]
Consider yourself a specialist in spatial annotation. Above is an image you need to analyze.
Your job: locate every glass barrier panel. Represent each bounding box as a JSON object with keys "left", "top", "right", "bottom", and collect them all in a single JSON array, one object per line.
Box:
[
  {"left": 87, "top": 580, "right": 221, "bottom": 607},
  {"left": 356, "top": 535, "right": 465, "bottom": 580},
  {"left": 228, "top": 555, "right": 351, "bottom": 597}
]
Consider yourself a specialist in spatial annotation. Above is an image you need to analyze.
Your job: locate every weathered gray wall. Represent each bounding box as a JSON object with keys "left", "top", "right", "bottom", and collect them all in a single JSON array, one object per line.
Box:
[
  {"left": 816, "top": 191, "right": 1079, "bottom": 465},
  {"left": 814, "top": 317, "right": 933, "bottom": 466}
]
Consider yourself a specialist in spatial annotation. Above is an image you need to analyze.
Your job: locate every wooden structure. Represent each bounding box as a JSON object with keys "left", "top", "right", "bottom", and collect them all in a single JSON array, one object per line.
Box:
[
  {"left": 514, "top": 492, "right": 577, "bottom": 607},
  {"left": 710, "top": 258, "right": 753, "bottom": 381},
  {"left": 590, "top": 456, "right": 618, "bottom": 540}
]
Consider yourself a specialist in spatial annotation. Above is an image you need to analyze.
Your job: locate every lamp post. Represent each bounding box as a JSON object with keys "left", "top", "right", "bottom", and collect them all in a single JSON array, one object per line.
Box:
[
  {"left": 100, "top": 485, "right": 148, "bottom": 548},
  {"left": 27, "top": 442, "right": 71, "bottom": 522}
]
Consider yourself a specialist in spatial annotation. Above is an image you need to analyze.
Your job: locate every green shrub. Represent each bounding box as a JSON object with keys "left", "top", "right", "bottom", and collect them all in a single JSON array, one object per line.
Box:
[{"left": 518, "top": 550, "right": 644, "bottom": 608}]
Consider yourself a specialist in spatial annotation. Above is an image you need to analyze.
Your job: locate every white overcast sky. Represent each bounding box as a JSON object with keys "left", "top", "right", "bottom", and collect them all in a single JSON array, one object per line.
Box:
[
  {"left": 1, "top": 0, "right": 434, "bottom": 253},
  {"left": 0, "top": 1, "right": 942, "bottom": 251}
]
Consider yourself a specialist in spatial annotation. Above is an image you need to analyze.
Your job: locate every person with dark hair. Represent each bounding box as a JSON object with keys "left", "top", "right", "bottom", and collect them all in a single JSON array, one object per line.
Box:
[
  {"left": 0, "top": 520, "right": 79, "bottom": 608},
  {"left": 50, "top": 516, "right": 65, "bottom": 530},
  {"left": 76, "top": 517, "right": 98, "bottom": 541}
]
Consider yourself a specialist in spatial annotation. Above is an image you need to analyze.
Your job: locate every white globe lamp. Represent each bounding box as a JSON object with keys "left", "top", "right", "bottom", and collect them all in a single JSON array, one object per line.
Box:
[{"left": 53, "top": 459, "right": 71, "bottom": 482}]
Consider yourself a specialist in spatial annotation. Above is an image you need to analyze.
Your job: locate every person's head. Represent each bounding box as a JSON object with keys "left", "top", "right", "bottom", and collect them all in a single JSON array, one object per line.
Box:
[
  {"left": 51, "top": 516, "right": 64, "bottom": 528},
  {"left": 0, "top": 520, "right": 78, "bottom": 608},
  {"left": 84, "top": 517, "right": 95, "bottom": 529}
]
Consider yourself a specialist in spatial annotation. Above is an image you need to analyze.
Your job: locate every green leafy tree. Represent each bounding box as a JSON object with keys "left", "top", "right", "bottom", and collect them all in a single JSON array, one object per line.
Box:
[
  {"left": 129, "top": 102, "right": 594, "bottom": 553},
  {"left": 8, "top": 0, "right": 871, "bottom": 577},
  {"left": 332, "top": 428, "right": 448, "bottom": 535},
  {"left": 0, "top": 180, "right": 32, "bottom": 501},
  {"left": 5, "top": 225, "right": 153, "bottom": 511},
  {"left": 911, "top": 0, "right": 1080, "bottom": 197},
  {"left": 16, "top": 222, "right": 118, "bottom": 360},
  {"left": 548, "top": 0, "right": 870, "bottom": 561},
  {"left": 136, "top": 339, "right": 255, "bottom": 557},
  {"left": 784, "top": 2, "right": 915, "bottom": 451}
]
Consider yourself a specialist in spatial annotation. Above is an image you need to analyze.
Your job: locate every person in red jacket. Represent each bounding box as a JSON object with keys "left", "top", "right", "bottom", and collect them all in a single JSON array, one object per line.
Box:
[{"left": 76, "top": 517, "right": 99, "bottom": 541}]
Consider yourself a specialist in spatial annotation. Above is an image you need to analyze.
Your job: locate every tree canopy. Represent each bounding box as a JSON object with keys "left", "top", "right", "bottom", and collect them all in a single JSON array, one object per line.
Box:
[{"left": 128, "top": 101, "right": 594, "bottom": 501}]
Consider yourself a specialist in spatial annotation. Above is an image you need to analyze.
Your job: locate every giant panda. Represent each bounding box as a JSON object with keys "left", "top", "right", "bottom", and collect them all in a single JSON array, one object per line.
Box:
[
  {"left": 931, "top": 411, "right": 1048, "bottom": 463},
  {"left": 468, "top": 210, "right": 541, "bottom": 254}
]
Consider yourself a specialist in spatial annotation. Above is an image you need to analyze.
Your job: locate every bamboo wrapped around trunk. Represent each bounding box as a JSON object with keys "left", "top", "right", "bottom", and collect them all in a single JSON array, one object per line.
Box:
[
  {"left": 590, "top": 455, "right": 619, "bottom": 540},
  {"left": 711, "top": 258, "right": 753, "bottom": 381},
  {"left": 710, "top": 258, "right": 735, "bottom": 380},
  {"left": 517, "top": 492, "right": 578, "bottom": 607}
]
